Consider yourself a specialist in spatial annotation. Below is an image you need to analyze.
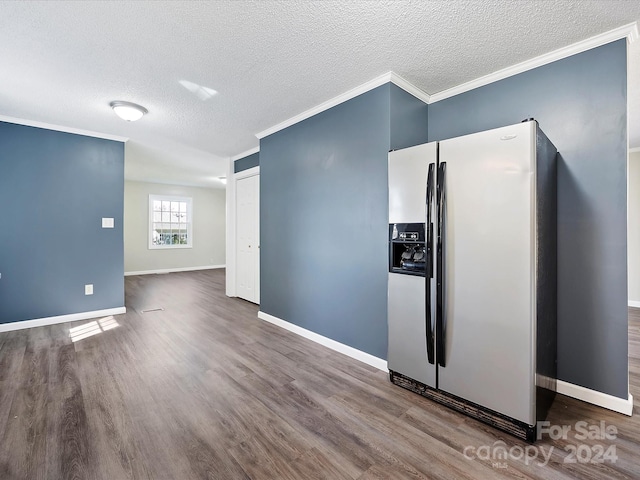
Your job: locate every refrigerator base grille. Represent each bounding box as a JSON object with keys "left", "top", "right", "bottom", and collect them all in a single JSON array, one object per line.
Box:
[{"left": 390, "top": 370, "right": 536, "bottom": 442}]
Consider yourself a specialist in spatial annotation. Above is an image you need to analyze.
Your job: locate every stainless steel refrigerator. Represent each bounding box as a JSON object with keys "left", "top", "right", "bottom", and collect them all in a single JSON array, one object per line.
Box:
[{"left": 387, "top": 120, "right": 557, "bottom": 441}]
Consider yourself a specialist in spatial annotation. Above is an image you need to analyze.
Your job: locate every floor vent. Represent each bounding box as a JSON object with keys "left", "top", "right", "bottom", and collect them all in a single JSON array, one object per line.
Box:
[{"left": 140, "top": 307, "right": 164, "bottom": 313}]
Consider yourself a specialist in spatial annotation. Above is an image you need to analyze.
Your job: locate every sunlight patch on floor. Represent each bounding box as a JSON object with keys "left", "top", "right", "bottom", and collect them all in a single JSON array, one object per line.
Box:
[{"left": 69, "top": 316, "right": 120, "bottom": 342}]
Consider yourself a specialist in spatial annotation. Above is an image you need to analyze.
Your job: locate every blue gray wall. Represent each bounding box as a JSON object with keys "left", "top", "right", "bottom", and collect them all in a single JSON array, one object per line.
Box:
[
  {"left": 260, "top": 83, "right": 428, "bottom": 359},
  {"left": 234, "top": 152, "right": 259, "bottom": 173},
  {"left": 390, "top": 84, "right": 429, "bottom": 150},
  {"left": 0, "top": 122, "right": 125, "bottom": 324},
  {"left": 428, "top": 40, "right": 628, "bottom": 399}
]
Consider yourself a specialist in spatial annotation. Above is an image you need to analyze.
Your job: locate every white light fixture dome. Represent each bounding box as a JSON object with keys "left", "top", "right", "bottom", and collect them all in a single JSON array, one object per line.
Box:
[{"left": 109, "top": 101, "right": 148, "bottom": 122}]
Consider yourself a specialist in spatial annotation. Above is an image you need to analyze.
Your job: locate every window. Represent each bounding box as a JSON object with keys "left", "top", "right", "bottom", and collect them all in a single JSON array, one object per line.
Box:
[{"left": 149, "top": 195, "right": 193, "bottom": 249}]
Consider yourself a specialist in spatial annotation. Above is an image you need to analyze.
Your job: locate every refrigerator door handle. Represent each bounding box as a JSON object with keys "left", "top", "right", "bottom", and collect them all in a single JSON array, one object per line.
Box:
[
  {"left": 426, "top": 163, "right": 434, "bottom": 279},
  {"left": 425, "top": 163, "right": 435, "bottom": 365},
  {"left": 436, "top": 161, "right": 446, "bottom": 367}
]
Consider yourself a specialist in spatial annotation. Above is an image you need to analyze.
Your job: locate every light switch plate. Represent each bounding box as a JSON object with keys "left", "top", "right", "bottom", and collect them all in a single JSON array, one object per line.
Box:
[
  {"left": 85, "top": 284, "right": 93, "bottom": 295},
  {"left": 102, "top": 217, "right": 114, "bottom": 228}
]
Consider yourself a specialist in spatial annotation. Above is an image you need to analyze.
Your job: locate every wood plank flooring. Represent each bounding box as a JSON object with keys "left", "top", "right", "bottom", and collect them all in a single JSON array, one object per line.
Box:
[{"left": 0, "top": 268, "right": 639, "bottom": 479}]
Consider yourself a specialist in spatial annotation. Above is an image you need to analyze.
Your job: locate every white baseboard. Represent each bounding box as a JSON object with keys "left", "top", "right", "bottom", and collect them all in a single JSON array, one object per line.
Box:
[
  {"left": 257, "top": 311, "right": 388, "bottom": 372},
  {"left": 0, "top": 307, "right": 127, "bottom": 333},
  {"left": 628, "top": 300, "right": 640, "bottom": 308},
  {"left": 125, "top": 265, "right": 225, "bottom": 276},
  {"left": 258, "top": 313, "right": 634, "bottom": 416},
  {"left": 556, "top": 380, "right": 634, "bottom": 416}
]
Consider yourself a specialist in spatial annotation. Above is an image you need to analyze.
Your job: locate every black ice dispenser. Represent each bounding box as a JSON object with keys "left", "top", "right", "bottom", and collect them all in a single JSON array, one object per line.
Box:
[{"left": 389, "top": 223, "right": 428, "bottom": 276}]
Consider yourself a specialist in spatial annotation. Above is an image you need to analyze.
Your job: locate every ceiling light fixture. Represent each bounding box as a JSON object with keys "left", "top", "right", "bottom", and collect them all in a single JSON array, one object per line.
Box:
[
  {"left": 109, "top": 101, "right": 148, "bottom": 122},
  {"left": 218, "top": 177, "right": 227, "bottom": 184}
]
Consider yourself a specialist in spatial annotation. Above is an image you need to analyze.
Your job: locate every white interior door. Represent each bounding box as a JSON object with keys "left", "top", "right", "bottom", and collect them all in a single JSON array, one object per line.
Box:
[{"left": 236, "top": 174, "right": 260, "bottom": 303}]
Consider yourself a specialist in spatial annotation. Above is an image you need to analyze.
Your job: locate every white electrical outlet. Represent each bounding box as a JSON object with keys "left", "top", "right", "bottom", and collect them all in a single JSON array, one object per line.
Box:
[
  {"left": 85, "top": 284, "right": 93, "bottom": 295},
  {"left": 102, "top": 217, "right": 114, "bottom": 228}
]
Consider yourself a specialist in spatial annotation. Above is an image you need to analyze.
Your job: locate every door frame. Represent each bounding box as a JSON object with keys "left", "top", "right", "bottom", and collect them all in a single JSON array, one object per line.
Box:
[{"left": 226, "top": 159, "right": 260, "bottom": 298}]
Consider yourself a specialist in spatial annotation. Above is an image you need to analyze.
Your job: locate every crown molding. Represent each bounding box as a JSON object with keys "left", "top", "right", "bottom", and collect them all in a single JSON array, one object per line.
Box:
[
  {"left": 0, "top": 115, "right": 128, "bottom": 142},
  {"left": 255, "top": 72, "right": 430, "bottom": 139},
  {"left": 255, "top": 72, "right": 393, "bottom": 139},
  {"left": 231, "top": 146, "right": 260, "bottom": 161},
  {"left": 388, "top": 72, "right": 431, "bottom": 104},
  {"left": 629, "top": 22, "right": 639, "bottom": 43},
  {"left": 430, "top": 22, "right": 638, "bottom": 103},
  {"left": 254, "top": 23, "right": 636, "bottom": 142}
]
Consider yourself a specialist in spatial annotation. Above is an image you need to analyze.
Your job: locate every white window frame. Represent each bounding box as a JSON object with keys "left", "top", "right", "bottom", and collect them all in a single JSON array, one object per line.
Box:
[{"left": 148, "top": 194, "right": 193, "bottom": 250}]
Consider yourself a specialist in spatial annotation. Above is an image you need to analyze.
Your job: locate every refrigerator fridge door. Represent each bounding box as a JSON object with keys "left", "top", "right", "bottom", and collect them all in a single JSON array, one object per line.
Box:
[
  {"left": 436, "top": 122, "right": 537, "bottom": 425},
  {"left": 389, "top": 143, "right": 437, "bottom": 224},
  {"left": 388, "top": 142, "right": 438, "bottom": 387},
  {"left": 388, "top": 272, "right": 435, "bottom": 387}
]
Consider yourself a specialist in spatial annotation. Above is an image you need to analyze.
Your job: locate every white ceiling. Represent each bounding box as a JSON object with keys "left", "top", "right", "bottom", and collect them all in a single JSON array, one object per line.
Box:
[{"left": 1, "top": 1, "right": 639, "bottom": 188}]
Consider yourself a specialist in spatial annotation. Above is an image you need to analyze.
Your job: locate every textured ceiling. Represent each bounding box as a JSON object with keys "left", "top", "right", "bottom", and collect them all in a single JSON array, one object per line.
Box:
[{"left": 0, "top": 1, "right": 639, "bottom": 188}]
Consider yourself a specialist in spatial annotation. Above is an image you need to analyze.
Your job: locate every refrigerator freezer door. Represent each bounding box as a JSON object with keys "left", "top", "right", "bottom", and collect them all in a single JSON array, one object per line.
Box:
[
  {"left": 388, "top": 272, "right": 435, "bottom": 387},
  {"left": 389, "top": 143, "right": 437, "bottom": 224},
  {"left": 436, "top": 122, "right": 537, "bottom": 425}
]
